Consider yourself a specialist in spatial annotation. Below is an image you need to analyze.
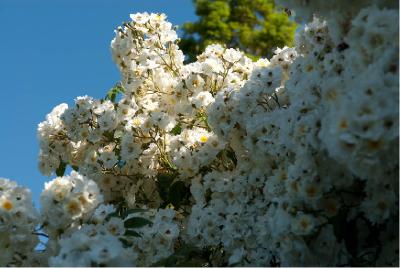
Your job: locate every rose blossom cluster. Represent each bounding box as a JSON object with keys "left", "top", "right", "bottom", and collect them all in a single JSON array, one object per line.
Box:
[
  {"left": 189, "top": 1, "right": 398, "bottom": 265},
  {"left": 48, "top": 204, "right": 179, "bottom": 266},
  {"left": 1, "top": 0, "right": 398, "bottom": 266},
  {"left": 0, "top": 179, "right": 39, "bottom": 266},
  {"left": 37, "top": 13, "right": 253, "bottom": 209},
  {"left": 34, "top": 12, "right": 252, "bottom": 265}
]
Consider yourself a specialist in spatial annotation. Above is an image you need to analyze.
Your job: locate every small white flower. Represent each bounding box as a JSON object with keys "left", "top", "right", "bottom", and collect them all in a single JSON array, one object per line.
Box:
[
  {"left": 223, "top": 48, "right": 242, "bottom": 63},
  {"left": 292, "top": 213, "right": 315, "bottom": 236}
]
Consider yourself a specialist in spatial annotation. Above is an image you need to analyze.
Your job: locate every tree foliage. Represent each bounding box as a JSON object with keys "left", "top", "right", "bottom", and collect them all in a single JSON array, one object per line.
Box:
[{"left": 180, "top": 0, "right": 297, "bottom": 61}]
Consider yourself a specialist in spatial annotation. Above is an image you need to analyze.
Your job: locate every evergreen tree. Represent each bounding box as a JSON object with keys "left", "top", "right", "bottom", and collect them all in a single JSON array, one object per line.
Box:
[{"left": 180, "top": 0, "right": 297, "bottom": 62}]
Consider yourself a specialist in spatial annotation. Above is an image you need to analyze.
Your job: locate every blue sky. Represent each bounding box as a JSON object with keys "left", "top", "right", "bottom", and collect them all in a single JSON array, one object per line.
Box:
[{"left": 0, "top": 0, "right": 196, "bottom": 207}]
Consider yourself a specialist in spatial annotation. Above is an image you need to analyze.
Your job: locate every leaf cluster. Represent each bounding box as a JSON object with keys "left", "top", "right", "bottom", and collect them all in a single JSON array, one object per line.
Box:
[
  {"left": 156, "top": 172, "right": 191, "bottom": 209},
  {"left": 180, "top": 0, "right": 297, "bottom": 62},
  {"left": 105, "top": 83, "right": 125, "bottom": 103}
]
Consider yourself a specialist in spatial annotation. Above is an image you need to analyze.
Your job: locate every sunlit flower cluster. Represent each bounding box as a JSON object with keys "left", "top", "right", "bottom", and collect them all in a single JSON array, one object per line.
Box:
[
  {"left": 2, "top": 1, "right": 398, "bottom": 266},
  {"left": 37, "top": 12, "right": 253, "bottom": 210},
  {"left": 40, "top": 171, "right": 103, "bottom": 236},
  {"left": 49, "top": 206, "right": 179, "bottom": 267},
  {"left": 0, "top": 179, "right": 39, "bottom": 266},
  {"left": 49, "top": 224, "right": 133, "bottom": 267}
]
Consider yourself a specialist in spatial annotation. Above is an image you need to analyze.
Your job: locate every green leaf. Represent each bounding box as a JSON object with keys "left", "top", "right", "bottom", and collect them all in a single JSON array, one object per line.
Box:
[
  {"left": 105, "top": 211, "right": 120, "bottom": 221},
  {"left": 71, "top": 165, "right": 79, "bottom": 171},
  {"left": 121, "top": 208, "right": 148, "bottom": 219},
  {"left": 124, "top": 229, "right": 141, "bottom": 237},
  {"left": 156, "top": 172, "right": 176, "bottom": 201},
  {"left": 105, "top": 84, "right": 125, "bottom": 103},
  {"left": 103, "top": 130, "right": 115, "bottom": 141},
  {"left": 168, "top": 181, "right": 189, "bottom": 209},
  {"left": 226, "top": 149, "right": 237, "bottom": 166},
  {"left": 157, "top": 173, "right": 175, "bottom": 187},
  {"left": 124, "top": 217, "right": 153, "bottom": 229},
  {"left": 170, "top": 124, "right": 182, "bottom": 135},
  {"left": 55, "top": 162, "right": 67, "bottom": 177}
]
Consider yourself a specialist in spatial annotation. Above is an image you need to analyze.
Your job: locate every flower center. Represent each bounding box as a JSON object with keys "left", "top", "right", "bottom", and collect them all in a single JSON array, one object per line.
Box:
[{"left": 1, "top": 200, "right": 13, "bottom": 211}]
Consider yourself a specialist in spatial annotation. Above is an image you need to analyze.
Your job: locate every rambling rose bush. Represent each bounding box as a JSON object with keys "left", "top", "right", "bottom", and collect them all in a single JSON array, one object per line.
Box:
[{"left": 1, "top": 0, "right": 398, "bottom": 266}]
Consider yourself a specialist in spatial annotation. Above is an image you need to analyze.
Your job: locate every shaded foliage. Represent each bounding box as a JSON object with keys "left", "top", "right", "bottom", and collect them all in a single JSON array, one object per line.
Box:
[{"left": 180, "top": 0, "right": 297, "bottom": 62}]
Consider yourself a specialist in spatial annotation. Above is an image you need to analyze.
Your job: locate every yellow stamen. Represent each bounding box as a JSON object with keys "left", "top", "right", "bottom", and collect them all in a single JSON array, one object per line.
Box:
[
  {"left": 66, "top": 200, "right": 81, "bottom": 216},
  {"left": 367, "top": 139, "right": 382, "bottom": 150},
  {"left": 339, "top": 119, "right": 348, "bottom": 130},
  {"left": 306, "top": 185, "right": 318, "bottom": 198},
  {"left": 300, "top": 219, "right": 309, "bottom": 229},
  {"left": 132, "top": 118, "right": 142, "bottom": 126},
  {"left": 199, "top": 135, "right": 208, "bottom": 143},
  {"left": 2, "top": 200, "right": 13, "bottom": 211},
  {"left": 78, "top": 195, "right": 88, "bottom": 205}
]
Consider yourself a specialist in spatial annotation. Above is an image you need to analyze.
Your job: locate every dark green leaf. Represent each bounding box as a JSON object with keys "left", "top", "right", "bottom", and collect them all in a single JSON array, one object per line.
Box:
[
  {"left": 226, "top": 149, "right": 237, "bottom": 166},
  {"left": 71, "top": 165, "right": 79, "bottom": 171},
  {"left": 124, "top": 217, "right": 152, "bottom": 229},
  {"left": 124, "top": 229, "right": 141, "bottom": 237},
  {"left": 121, "top": 208, "right": 148, "bottom": 219},
  {"left": 105, "top": 211, "right": 120, "bottom": 221},
  {"left": 55, "top": 162, "right": 67, "bottom": 177},
  {"left": 156, "top": 172, "right": 176, "bottom": 201},
  {"left": 170, "top": 124, "right": 182, "bottom": 135},
  {"left": 168, "top": 181, "right": 189, "bottom": 208},
  {"left": 103, "top": 131, "right": 114, "bottom": 141},
  {"left": 157, "top": 173, "right": 175, "bottom": 187}
]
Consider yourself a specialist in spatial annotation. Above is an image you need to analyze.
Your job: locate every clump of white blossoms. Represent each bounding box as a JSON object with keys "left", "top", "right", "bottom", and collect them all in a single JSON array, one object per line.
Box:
[
  {"left": 1, "top": 0, "right": 398, "bottom": 266},
  {"left": 47, "top": 206, "right": 180, "bottom": 267},
  {"left": 0, "top": 179, "right": 39, "bottom": 266},
  {"left": 196, "top": 0, "right": 398, "bottom": 265},
  {"left": 126, "top": 208, "right": 180, "bottom": 266},
  {"left": 49, "top": 224, "right": 133, "bottom": 267},
  {"left": 40, "top": 171, "right": 103, "bottom": 236},
  {"left": 36, "top": 12, "right": 252, "bottom": 210}
]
